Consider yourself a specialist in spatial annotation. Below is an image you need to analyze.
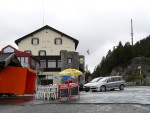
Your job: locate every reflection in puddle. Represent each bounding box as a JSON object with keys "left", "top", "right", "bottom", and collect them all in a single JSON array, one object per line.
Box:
[{"left": 0, "top": 96, "right": 34, "bottom": 105}]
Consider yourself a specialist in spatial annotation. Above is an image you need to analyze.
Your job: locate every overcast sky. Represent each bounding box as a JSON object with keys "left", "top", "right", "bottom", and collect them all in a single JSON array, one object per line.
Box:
[{"left": 0, "top": 0, "right": 150, "bottom": 72}]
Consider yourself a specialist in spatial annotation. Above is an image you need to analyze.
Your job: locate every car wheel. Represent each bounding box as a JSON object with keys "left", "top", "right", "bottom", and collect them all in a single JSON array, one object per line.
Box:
[
  {"left": 100, "top": 86, "right": 106, "bottom": 92},
  {"left": 84, "top": 87, "right": 90, "bottom": 92},
  {"left": 85, "top": 90, "right": 89, "bottom": 92},
  {"left": 119, "top": 84, "right": 124, "bottom": 90}
]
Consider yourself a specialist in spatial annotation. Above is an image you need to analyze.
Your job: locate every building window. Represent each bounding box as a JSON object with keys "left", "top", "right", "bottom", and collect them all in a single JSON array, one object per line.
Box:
[
  {"left": 31, "top": 58, "right": 35, "bottom": 67},
  {"left": 3, "top": 47, "right": 14, "bottom": 53},
  {"left": 32, "top": 38, "right": 39, "bottom": 45},
  {"left": 39, "top": 50, "right": 46, "bottom": 56},
  {"left": 80, "top": 58, "right": 84, "bottom": 64},
  {"left": 24, "top": 50, "right": 32, "bottom": 54},
  {"left": 17, "top": 57, "right": 20, "bottom": 62},
  {"left": 25, "top": 57, "right": 29, "bottom": 67},
  {"left": 20, "top": 57, "right": 29, "bottom": 67},
  {"left": 36, "top": 62, "right": 40, "bottom": 70},
  {"left": 55, "top": 38, "right": 62, "bottom": 45},
  {"left": 21, "top": 57, "right": 24, "bottom": 66},
  {"left": 48, "top": 60, "right": 56, "bottom": 68},
  {"left": 57, "top": 60, "right": 61, "bottom": 68},
  {"left": 40, "top": 60, "right": 46, "bottom": 68},
  {"left": 67, "top": 58, "right": 72, "bottom": 64}
]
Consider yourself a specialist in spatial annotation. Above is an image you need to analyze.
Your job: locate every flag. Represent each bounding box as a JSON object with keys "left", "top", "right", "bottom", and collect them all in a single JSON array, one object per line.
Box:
[{"left": 87, "top": 49, "right": 90, "bottom": 55}]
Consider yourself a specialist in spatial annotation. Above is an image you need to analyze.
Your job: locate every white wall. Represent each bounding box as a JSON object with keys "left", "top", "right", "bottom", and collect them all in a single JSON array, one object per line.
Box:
[{"left": 18, "top": 29, "right": 76, "bottom": 56}]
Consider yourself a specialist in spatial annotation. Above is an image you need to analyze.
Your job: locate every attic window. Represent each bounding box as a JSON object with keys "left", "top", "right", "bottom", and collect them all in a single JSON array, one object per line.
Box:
[
  {"left": 55, "top": 38, "right": 62, "bottom": 45},
  {"left": 3, "top": 47, "right": 14, "bottom": 53},
  {"left": 32, "top": 38, "right": 39, "bottom": 45}
]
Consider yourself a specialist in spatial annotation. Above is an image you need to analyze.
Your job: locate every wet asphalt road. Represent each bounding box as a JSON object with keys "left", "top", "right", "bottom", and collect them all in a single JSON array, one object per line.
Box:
[
  {"left": 0, "top": 104, "right": 150, "bottom": 113},
  {"left": 0, "top": 86, "right": 150, "bottom": 113}
]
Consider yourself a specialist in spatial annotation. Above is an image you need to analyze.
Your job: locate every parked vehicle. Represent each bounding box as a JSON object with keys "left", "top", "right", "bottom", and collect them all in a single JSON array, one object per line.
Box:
[
  {"left": 83, "top": 77, "right": 103, "bottom": 92},
  {"left": 79, "top": 83, "right": 84, "bottom": 91},
  {"left": 90, "top": 76, "right": 126, "bottom": 92}
]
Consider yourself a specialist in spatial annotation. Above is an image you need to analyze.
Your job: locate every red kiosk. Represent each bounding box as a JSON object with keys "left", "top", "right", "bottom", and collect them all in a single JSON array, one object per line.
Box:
[
  {"left": 0, "top": 66, "right": 36, "bottom": 95},
  {"left": 0, "top": 53, "right": 36, "bottom": 95}
]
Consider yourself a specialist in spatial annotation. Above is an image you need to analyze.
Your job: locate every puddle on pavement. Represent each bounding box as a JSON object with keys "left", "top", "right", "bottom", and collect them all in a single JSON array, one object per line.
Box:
[{"left": 0, "top": 96, "right": 35, "bottom": 105}]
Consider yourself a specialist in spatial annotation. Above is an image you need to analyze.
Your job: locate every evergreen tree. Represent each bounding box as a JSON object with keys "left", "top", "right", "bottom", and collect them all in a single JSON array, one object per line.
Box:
[{"left": 92, "top": 35, "right": 150, "bottom": 79}]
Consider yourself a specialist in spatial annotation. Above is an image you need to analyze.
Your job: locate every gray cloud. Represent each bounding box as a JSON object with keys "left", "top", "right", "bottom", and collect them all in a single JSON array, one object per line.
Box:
[{"left": 0, "top": 0, "right": 150, "bottom": 72}]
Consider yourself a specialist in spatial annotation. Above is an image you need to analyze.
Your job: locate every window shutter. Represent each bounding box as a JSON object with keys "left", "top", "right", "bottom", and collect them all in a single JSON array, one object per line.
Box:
[
  {"left": 31, "top": 39, "right": 33, "bottom": 44},
  {"left": 55, "top": 39, "right": 56, "bottom": 44},
  {"left": 37, "top": 39, "right": 39, "bottom": 44}
]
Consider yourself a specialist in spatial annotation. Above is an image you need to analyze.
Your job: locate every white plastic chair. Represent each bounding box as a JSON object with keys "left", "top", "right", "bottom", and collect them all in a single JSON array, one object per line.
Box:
[{"left": 35, "top": 85, "right": 45, "bottom": 99}]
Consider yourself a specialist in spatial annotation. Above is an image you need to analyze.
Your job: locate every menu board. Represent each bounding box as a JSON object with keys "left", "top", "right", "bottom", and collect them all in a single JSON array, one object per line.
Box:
[
  {"left": 60, "top": 88, "right": 69, "bottom": 97},
  {"left": 70, "top": 87, "right": 78, "bottom": 95}
]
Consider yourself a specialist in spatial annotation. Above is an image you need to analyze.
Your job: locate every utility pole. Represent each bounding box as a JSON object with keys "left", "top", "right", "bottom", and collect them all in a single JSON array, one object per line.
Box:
[
  {"left": 131, "top": 19, "right": 134, "bottom": 46},
  {"left": 43, "top": 0, "right": 45, "bottom": 26}
]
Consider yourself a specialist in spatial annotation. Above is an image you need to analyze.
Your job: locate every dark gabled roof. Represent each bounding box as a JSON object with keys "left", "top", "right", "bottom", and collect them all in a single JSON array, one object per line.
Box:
[
  {"left": 0, "top": 53, "right": 12, "bottom": 62},
  {"left": 0, "top": 53, "right": 22, "bottom": 70},
  {"left": 15, "top": 25, "right": 79, "bottom": 49}
]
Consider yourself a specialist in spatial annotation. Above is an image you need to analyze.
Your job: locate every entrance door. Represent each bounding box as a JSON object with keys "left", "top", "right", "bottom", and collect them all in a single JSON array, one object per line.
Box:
[{"left": 41, "top": 79, "right": 53, "bottom": 85}]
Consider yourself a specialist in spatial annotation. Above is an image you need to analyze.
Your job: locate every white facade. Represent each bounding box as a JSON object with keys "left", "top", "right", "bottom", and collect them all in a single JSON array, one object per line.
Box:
[{"left": 18, "top": 29, "right": 76, "bottom": 55}]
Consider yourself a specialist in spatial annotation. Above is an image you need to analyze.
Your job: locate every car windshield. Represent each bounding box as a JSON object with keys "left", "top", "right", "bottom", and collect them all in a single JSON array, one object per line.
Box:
[
  {"left": 90, "top": 77, "right": 102, "bottom": 83},
  {"left": 98, "top": 77, "right": 109, "bottom": 82}
]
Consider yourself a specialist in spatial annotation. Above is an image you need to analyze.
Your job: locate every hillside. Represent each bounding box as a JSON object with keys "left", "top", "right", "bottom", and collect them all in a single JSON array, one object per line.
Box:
[{"left": 92, "top": 35, "right": 150, "bottom": 85}]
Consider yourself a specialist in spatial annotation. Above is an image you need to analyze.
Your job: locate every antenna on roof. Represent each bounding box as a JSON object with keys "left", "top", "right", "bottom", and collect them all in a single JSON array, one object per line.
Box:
[
  {"left": 43, "top": 0, "right": 45, "bottom": 26},
  {"left": 131, "top": 19, "right": 134, "bottom": 46}
]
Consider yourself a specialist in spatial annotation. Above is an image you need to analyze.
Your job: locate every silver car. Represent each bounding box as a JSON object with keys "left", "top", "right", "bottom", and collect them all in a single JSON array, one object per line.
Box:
[
  {"left": 90, "top": 76, "right": 126, "bottom": 92},
  {"left": 83, "top": 77, "right": 103, "bottom": 92}
]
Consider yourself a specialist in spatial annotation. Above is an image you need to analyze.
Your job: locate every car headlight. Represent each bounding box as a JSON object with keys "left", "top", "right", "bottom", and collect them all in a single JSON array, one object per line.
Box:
[
  {"left": 91, "top": 85, "right": 96, "bottom": 87},
  {"left": 83, "top": 85, "right": 87, "bottom": 87},
  {"left": 91, "top": 84, "right": 99, "bottom": 87}
]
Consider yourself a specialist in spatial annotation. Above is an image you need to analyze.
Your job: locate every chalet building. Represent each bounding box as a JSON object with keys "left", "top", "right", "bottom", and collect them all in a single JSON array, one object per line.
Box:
[{"left": 15, "top": 25, "right": 85, "bottom": 85}]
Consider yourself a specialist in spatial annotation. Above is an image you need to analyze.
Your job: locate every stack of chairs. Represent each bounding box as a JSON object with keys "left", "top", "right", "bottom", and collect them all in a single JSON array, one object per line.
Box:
[{"left": 35, "top": 84, "right": 58, "bottom": 100}]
